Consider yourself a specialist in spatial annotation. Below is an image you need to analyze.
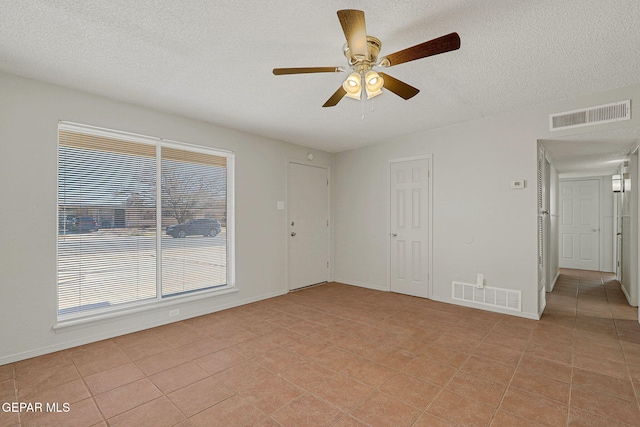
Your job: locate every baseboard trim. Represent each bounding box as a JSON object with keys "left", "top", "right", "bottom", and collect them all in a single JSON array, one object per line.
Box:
[
  {"left": 550, "top": 271, "right": 560, "bottom": 292},
  {"left": 331, "top": 278, "right": 388, "bottom": 292},
  {"left": 620, "top": 283, "right": 637, "bottom": 306},
  {"left": 0, "top": 289, "right": 288, "bottom": 366}
]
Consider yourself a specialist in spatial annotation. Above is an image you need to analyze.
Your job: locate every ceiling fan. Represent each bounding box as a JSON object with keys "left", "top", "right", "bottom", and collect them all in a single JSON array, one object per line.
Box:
[{"left": 273, "top": 9, "right": 460, "bottom": 107}]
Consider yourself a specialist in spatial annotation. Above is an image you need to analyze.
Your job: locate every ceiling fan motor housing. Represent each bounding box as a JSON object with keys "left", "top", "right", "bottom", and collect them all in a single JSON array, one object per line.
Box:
[{"left": 343, "top": 36, "right": 381, "bottom": 73}]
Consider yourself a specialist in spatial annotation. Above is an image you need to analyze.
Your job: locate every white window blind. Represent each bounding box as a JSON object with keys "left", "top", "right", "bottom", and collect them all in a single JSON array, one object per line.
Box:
[
  {"left": 57, "top": 123, "right": 232, "bottom": 320},
  {"left": 161, "top": 147, "right": 228, "bottom": 296}
]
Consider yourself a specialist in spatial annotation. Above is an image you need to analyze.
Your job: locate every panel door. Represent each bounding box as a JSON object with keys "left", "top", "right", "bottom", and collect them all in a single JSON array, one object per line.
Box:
[
  {"left": 559, "top": 179, "right": 600, "bottom": 270},
  {"left": 288, "top": 163, "right": 329, "bottom": 290},
  {"left": 390, "top": 158, "right": 430, "bottom": 298}
]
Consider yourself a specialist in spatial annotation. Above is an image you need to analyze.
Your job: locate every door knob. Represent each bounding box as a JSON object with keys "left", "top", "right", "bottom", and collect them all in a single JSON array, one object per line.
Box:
[
  {"left": 290, "top": 232, "right": 296, "bottom": 237},
  {"left": 391, "top": 233, "right": 397, "bottom": 237}
]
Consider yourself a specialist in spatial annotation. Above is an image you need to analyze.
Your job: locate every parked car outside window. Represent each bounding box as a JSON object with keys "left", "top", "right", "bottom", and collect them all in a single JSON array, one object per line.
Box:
[
  {"left": 64, "top": 217, "right": 99, "bottom": 232},
  {"left": 166, "top": 218, "right": 221, "bottom": 238}
]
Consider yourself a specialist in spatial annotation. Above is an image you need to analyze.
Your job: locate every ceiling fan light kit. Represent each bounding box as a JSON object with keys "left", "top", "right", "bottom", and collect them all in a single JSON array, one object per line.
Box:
[
  {"left": 273, "top": 9, "right": 460, "bottom": 107},
  {"left": 343, "top": 72, "right": 362, "bottom": 100}
]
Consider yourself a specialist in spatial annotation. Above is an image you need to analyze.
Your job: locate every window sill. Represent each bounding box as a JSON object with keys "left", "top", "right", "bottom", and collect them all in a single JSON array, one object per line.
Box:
[{"left": 52, "top": 286, "right": 238, "bottom": 332}]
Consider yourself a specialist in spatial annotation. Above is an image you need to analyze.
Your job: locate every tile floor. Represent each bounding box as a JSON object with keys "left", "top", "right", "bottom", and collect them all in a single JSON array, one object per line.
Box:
[{"left": 1, "top": 268, "right": 640, "bottom": 426}]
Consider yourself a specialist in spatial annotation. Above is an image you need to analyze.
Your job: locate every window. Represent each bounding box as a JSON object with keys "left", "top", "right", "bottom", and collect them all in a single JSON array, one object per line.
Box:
[{"left": 57, "top": 123, "right": 234, "bottom": 320}]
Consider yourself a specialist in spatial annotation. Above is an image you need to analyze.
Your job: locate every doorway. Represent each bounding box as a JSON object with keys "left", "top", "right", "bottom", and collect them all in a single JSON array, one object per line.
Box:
[
  {"left": 287, "top": 162, "right": 329, "bottom": 290},
  {"left": 558, "top": 179, "right": 601, "bottom": 270},
  {"left": 389, "top": 157, "right": 431, "bottom": 298}
]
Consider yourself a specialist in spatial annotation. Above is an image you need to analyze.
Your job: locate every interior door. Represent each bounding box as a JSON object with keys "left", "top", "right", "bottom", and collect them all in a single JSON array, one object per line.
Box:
[
  {"left": 559, "top": 179, "right": 600, "bottom": 270},
  {"left": 390, "top": 158, "right": 430, "bottom": 298},
  {"left": 288, "top": 163, "right": 329, "bottom": 290},
  {"left": 537, "top": 146, "right": 549, "bottom": 312}
]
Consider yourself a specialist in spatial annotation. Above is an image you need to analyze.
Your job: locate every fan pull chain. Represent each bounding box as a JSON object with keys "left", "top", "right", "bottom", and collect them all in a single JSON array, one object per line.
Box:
[{"left": 361, "top": 96, "right": 365, "bottom": 120}]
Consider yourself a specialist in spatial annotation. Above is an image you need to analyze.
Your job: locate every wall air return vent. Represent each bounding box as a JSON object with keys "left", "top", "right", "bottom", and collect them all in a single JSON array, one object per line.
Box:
[
  {"left": 452, "top": 281, "right": 521, "bottom": 312},
  {"left": 549, "top": 100, "right": 630, "bottom": 131}
]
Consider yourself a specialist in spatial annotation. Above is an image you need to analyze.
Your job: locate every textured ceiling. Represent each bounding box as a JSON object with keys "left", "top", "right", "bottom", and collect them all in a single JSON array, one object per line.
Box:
[{"left": 1, "top": 1, "right": 640, "bottom": 153}]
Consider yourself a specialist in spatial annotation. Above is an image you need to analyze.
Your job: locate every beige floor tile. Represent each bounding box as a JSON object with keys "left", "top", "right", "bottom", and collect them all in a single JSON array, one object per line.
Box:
[
  {"left": 510, "top": 368, "right": 570, "bottom": 404},
  {"left": 472, "top": 342, "right": 523, "bottom": 367},
  {"left": 16, "top": 363, "right": 82, "bottom": 399},
  {"left": 445, "top": 370, "right": 507, "bottom": 407},
  {"left": 427, "top": 389, "right": 496, "bottom": 427},
  {"left": 167, "top": 376, "right": 235, "bottom": 417},
  {"left": 134, "top": 347, "right": 190, "bottom": 376},
  {"left": 412, "top": 412, "right": 455, "bottom": 426},
  {"left": 148, "top": 361, "right": 210, "bottom": 394},
  {"left": 567, "top": 407, "right": 633, "bottom": 427},
  {"left": 108, "top": 396, "right": 185, "bottom": 427},
  {"left": 212, "top": 360, "right": 274, "bottom": 392},
  {"left": 341, "top": 356, "right": 396, "bottom": 388},
  {"left": 192, "top": 347, "right": 246, "bottom": 375},
  {"left": 573, "top": 353, "right": 629, "bottom": 380},
  {"left": 517, "top": 354, "right": 572, "bottom": 383},
  {"left": 84, "top": 362, "right": 145, "bottom": 395},
  {"left": 271, "top": 393, "right": 344, "bottom": 427},
  {"left": 252, "top": 347, "right": 305, "bottom": 373},
  {"left": 570, "top": 385, "right": 640, "bottom": 425},
  {"left": 94, "top": 377, "right": 162, "bottom": 419},
  {"left": 190, "top": 394, "right": 265, "bottom": 427},
  {"left": 279, "top": 361, "right": 334, "bottom": 390},
  {"left": 239, "top": 375, "right": 305, "bottom": 414},
  {"left": 379, "top": 372, "right": 441, "bottom": 409},
  {"left": 351, "top": 391, "right": 422, "bottom": 427},
  {"left": 459, "top": 355, "right": 515, "bottom": 384},
  {"left": 20, "top": 397, "right": 104, "bottom": 427},
  {"left": 310, "top": 373, "right": 373, "bottom": 412},
  {"left": 499, "top": 388, "right": 568, "bottom": 426},
  {"left": 490, "top": 410, "right": 545, "bottom": 426},
  {"left": 332, "top": 415, "right": 373, "bottom": 427},
  {"left": 231, "top": 335, "right": 282, "bottom": 359},
  {"left": 571, "top": 367, "right": 636, "bottom": 401}
]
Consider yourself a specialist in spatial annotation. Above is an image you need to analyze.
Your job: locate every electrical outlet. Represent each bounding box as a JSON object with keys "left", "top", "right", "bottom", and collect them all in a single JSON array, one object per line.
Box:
[
  {"left": 169, "top": 309, "right": 180, "bottom": 317},
  {"left": 476, "top": 273, "right": 484, "bottom": 288}
]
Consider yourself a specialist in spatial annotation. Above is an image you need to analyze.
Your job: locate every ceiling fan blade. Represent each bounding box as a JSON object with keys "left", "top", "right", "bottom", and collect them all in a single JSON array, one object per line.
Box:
[
  {"left": 337, "top": 9, "right": 368, "bottom": 58},
  {"left": 381, "top": 32, "right": 460, "bottom": 67},
  {"left": 378, "top": 72, "right": 420, "bottom": 100},
  {"left": 322, "top": 86, "right": 347, "bottom": 107},
  {"left": 273, "top": 67, "right": 342, "bottom": 75}
]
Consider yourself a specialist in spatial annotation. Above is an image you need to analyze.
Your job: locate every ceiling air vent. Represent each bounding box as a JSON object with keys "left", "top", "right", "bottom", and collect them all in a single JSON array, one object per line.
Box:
[{"left": 549, "top": 100, "right": 630, "bottom": 131}]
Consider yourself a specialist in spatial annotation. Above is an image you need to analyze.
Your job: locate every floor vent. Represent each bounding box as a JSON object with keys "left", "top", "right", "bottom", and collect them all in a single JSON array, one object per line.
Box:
[
  {"left": 452, "top": 281, "right": 521, "bottom": 312},
  {"left": 549, "top": 100, "right": 630, "bottom": 131}
]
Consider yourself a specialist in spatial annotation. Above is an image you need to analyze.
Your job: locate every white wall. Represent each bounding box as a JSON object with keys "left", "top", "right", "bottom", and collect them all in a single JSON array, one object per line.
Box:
[
  {"left": 0, "top": 72, "right": 332, "bottom": 365},
  {"left": 332, "top": 83, "right": 640, "bottom": 320}
]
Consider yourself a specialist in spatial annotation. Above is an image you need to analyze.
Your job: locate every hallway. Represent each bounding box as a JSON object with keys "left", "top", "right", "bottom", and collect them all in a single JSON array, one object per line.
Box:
[{"left": 540, "top": 268, "right": 640, "bottom": 425}]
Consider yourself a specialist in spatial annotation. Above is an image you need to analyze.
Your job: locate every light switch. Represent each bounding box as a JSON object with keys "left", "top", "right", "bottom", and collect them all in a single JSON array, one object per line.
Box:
[{"left": 277, "top": 201, "right": 285, "bottom": 210}]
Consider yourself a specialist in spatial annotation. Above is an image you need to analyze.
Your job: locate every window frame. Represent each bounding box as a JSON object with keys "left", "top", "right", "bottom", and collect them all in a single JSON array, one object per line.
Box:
[{"left": 55, "top": 121, "right": 235, "bottom": 327}]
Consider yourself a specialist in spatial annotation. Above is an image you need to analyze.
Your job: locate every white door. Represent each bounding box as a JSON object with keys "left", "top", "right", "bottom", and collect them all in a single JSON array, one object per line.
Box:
[
  {"left": 288, "top": 163, "right": 329, "bottom": 290},
  {"left": 559, "top": 179, "right": 600, "bottom": 270},
  {"left": 390, "top": 158, "right": 430, "bottom": 298},
  {"left": 537, "top": 146, "right": 549, "bottom": 312}
]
